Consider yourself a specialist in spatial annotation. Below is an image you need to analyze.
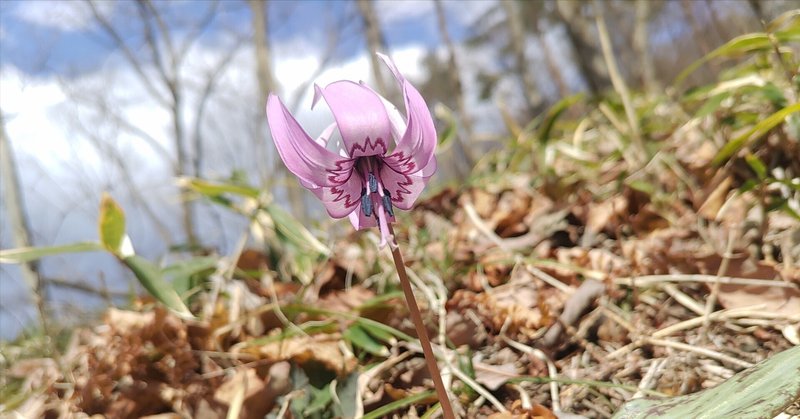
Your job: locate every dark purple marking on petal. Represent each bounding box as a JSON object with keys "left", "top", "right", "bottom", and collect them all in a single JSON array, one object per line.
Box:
[{"left": 349, "top": 137, "right": 388, "bottom": 158}]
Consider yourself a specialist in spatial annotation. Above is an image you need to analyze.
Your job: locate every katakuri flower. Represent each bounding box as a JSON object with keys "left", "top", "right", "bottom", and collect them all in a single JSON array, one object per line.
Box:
[{"left": 266, "top": 53, "right": 437, "bottom": 247}]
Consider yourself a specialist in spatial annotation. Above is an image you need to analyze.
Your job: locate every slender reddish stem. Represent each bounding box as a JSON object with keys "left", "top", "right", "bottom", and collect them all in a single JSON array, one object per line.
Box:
[{"left": 388, "top": 225, "right": 456, "bottom": 419}]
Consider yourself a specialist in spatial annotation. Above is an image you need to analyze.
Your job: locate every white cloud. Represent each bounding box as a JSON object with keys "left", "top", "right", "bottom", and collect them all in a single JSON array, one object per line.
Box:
[
  {"left": 375, "top": 0, "right": 435, "bottom": 26},
  {"left": 0, "top": 66, "right": 74, "bottom": 169},
  {"left": 445, "top": 0, "right": 496, "bottom": 27},
  {"left": 13, "top": 0, "right": 114, "bottom": 32}
]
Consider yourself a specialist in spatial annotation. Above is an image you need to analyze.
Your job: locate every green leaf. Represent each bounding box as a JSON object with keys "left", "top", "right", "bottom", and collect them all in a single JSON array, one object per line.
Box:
[
  {"left": 537, "top": 93, "right": 585, "bottom": 144},
  {"left": 674, "top": 28, "right": 798, "bottom": 88},
  {"left": 343, "top": 323, "right": 389, "bottom": 356},
  {"left": 713, "top": 102, "right": 800, "bottom": 166},
  {"left": 333, "top": 373, "right": 360, "bottom": 419},
  {"left": 363, "top": 390, "right": 436, "bottom": 419},
  {"left": 122, "top": 255, "right": 193, "bottom": 317},
  {"left": 281, "top": 304, "right": 416, "bottom": 342},
  {"left": 695, "top": 93, "right": 730, "bottom": 118},
  {"left": 304, "top": 384, "right": 333, "bottom": 415},
  {"left": 0, "top": 242, "right": 103, "bottom": 264},
  {"left": 626, "top": 180, "right": 657, "bottom": 196},
  {"left": 243, "top": 321, "right": 337, "bottom": 347},
  {"left": 163, "top": 256, "right": 217, "bottom": 297},
  {"left": 766, "top": 9, "right": 800, "bottom": 32},
  {"left": 434, "top": 103, "right": 457, "bottom": 152},
  {"left": 744, "top": 154, "right": 767, "bottom": 180},
  {"left": 98, "top": 193, "right": 126, "bottom": 254},
  {"left": 738, "top": 179, "right": 759, "bottom": 194},
  {"left": 266, "top": 205, "right": 329, "bottom": 256},
  {"left": 355, "top": 318, "right": 397, "bottom": 344},
  {"left": 612, "top": 346, "right": 800, "bottom": 419},
  {"left": 180, "top": 177, "right": 260, "bottom": 199}
]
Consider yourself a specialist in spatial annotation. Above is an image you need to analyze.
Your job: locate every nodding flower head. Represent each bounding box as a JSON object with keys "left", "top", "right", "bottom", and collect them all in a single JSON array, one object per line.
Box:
[{"left": 266, "top": 53, "right": 437, "bottom": 247}]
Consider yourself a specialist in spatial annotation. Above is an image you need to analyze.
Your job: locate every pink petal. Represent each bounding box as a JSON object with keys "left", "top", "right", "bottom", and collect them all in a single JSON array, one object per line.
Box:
[
  {"left": 379, "top": 156, "right": 437, "bottom": 210},
  {"left": 314, "top": 82, "right": 393, "bottom": 158},
  {"left": 266, "top": 94, "right": 355, "bottom": 187},
  {"left": 314, "top": 122, "right": 338, "bottom": 148},
  {"left": 348, "top": 209, "right": 378, "bottom": 230},
  {"left": 377, "top": 53, "right": 437, "bottom": 176},
  {"left": 309, "top": 181, "right": 362, "bottom": 219}
]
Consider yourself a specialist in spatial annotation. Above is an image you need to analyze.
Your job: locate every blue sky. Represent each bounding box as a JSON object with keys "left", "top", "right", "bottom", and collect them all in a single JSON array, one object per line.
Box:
[{"left": 0, "top": 0, "right": 487, "bottom": 79}]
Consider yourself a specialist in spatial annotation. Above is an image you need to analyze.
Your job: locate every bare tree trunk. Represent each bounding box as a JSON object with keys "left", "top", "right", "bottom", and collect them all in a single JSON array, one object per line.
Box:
[
  {"left": 249, "top": 0, "right": 306, "bottom": 219},
  {"left": 555, "top": 0, "right": 609, "bottom": 95},
  {"left": 0, "top": 110, "right": 49, "bottom": 334},
  {"left": 433, "top": 0, "right": 474, "bottom": 173},
  {"left": 747, "top": 0, "right": 765, "bottom": 24},
  {"left": 500, "top": 0, "right": 540, "bottom": 114},
  {"left": 703, "top": 0, "right": 731, "bottom": 42},
  {"left": 680, "top": 0, "right": 710, "bottom": 56},
  {"left": 250, "top": 0, "right": 277, "bottom": 116},
  {"left": 356, "top": 0, "right": 389, "bottom": 95},
  {"left": 634, "top": 0, "right": 659, "bottom": 93}
]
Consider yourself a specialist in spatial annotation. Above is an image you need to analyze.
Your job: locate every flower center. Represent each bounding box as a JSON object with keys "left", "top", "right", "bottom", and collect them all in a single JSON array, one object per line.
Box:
[{"left": 357, "top": 156, "right": 395, "bottom": 246}]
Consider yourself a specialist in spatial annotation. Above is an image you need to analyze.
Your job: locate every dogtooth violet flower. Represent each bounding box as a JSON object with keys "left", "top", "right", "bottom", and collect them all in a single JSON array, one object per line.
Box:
[{"left": 266, "top": 53, "right": 437, "bottom": 247}]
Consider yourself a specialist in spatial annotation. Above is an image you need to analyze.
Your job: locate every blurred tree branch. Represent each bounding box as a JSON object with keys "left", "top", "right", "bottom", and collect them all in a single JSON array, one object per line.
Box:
[
  {"left": 0, "top": 110, "right": 50, "bottom": 334},
  {"left": 433, "top": 0, "right": 475, "bottom": 173},
  {"left": 356, "top": 0, "right": 390, "bottom": 94},
  {"left": 249, "top": 0, "right": 306, "bottom": 219}
]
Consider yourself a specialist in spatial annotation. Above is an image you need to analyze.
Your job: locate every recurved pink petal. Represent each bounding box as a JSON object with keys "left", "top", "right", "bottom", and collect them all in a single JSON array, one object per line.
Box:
[
  {"left": 266, "top": 94, "right": 355, "bottom": 187},
  {"left": 348, "top": 208, "right": 378, "bottom": 230},
  {"left": 379, "top": 156, "right": 437, "bottom": 210},
  {"left": 314, "top": 82, "right": 392, "bottom": 158},
  {"left": 308, "top": 180, "right": 363, "bottom": 219},
  {"left": 377, "top": 53, "right": 437, "bottom": 176}
]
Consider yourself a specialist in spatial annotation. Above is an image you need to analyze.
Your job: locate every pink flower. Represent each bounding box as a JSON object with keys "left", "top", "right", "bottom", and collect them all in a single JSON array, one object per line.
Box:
[{"left": 266, "top": 53, "right": 437, "bottom": 247}]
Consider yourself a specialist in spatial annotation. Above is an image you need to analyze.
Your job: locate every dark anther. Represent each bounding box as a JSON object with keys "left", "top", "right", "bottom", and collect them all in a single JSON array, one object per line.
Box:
[
  {"left": 382, "top": 191, "right": 394, "bottom": 217},
  {"left": 360, "top": 188, "right": 372, "bottom": 216},
  {"left": 368, "top": 172, "right": 378, "bottom": 193}
]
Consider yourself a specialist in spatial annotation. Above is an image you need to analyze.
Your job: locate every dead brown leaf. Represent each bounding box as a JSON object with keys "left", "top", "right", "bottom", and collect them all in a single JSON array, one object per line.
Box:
[
  {"left": 255, "top": 333, "right": 356, "bottom": 375},
  {"left": 472, "top": 358, "right": 519, "bottom": 390},
  {"left": 717, "top": 284, "right": 800, "bottom": 316},
  {"left": 213, "top": 368, "right": 274, "bottom": 419},
  {"left": 698, "top": 175, "right": 733, "bottom": 220},
  {"left": 488, "top": 400, "right": 558, "bottom": 419}
]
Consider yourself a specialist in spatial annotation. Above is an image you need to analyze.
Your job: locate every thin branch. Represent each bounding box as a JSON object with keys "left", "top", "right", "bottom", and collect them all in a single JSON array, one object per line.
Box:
[{"left": 86, "top": 0, "right": 170, "bottom": 107}]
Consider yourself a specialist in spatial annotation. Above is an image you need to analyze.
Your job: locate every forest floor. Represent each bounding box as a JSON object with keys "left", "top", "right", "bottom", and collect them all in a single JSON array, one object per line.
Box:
[{"left": 3, "top": 147, "right": 799, "bottom": 418}]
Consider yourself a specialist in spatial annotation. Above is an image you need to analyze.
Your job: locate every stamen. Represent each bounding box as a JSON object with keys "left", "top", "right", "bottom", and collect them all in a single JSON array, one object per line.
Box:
[
  {"left": 368, "top": 172, "right": 378, "bottom": 193},
  {"left": 360, "top": 188, "right": 372, "bottom": 216},
  {"left": 376, "top": 198, "right": 395, "bottom": 248},
  {"left": 382, "top": 189, "right": 394, "bottom": 217}
]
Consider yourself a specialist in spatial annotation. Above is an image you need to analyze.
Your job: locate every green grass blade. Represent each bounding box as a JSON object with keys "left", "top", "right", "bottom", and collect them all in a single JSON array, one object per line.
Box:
[
  {"left": 0, "top": 242, "right": 103, "bottom": 264},
  {"left": 123, "top": 255, "right": 193, "bottom": 318},
  {"left": 612, "top": 346, "right": 800, "bottom": 419},
  {"left": 363, "top": 390, "right": 436, "bottom": 419},
  {"left": 712, "top": 102, "right": 800, "bottom": 166}
]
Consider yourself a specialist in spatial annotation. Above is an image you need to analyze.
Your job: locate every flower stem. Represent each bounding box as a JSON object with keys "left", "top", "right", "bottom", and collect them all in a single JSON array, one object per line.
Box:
[{"left": 388, "top": 225, "right": 456, "bottom": 419}]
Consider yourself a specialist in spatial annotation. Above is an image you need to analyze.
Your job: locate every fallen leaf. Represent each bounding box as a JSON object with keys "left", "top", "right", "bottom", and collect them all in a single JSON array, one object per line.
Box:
[
  {"left": 472, "top": 359, "right": 519, "bottom": 391},
  {"left": 255, "top": 334, "right": 357, "bottom": 375},
  {"left": 213, "top": 368, "right": 272, "bottom": 419},
  {"left": 698, "top": 175, "right": 733, "bottom": 220},
  {"left": 586, "top": 195, "right": 628, "bottom": 235},
  {"left": 717, "top": 284, "right": 800, "bottom": 316}
]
